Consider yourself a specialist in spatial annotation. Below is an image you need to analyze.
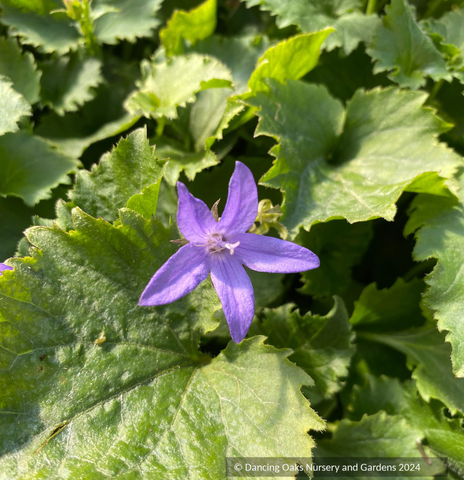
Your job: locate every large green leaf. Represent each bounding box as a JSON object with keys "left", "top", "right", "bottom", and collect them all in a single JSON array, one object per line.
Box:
[
  {"left": 0, "top": 132, "right": 79, "bottom": 206},
  {"left": 296, "top": 220, "right": 372, "bottom": 297},
  {"left": 69, "top": 128, "right": 166, "bottom": 222},
  {"left": 0, "top": 77, "right": 31, "bottom": 136},
  {"left": 242, "top": 0, "right": 379, "bottom": 55},
  {"left": 0, "top": 205, "right": 324, "bottom": 476},
  {"left": 249, "top": 297, "right": 354, "bottom": 405},
  {"left": 160, "top": 0, "right": 217, "bottom": 56},
  {"left": 125, "top": 54, "right": 233, "bottom": 120},
  {"left": 0, "top": 36, "right": 41, "bottom": 105},
  {"left": 409, "top": 171, "right": 464, "bottom": 377},
  {"left": 367, "top": 0, "right": 449, "bottom": 89},
  {"left": 0, "top": 4, "right": 80, "bottom": 54},
  {"left": 39, "top": 55, "right": 103, "bottom": 115},
  {"left": 92, "top": 0, "right": 163, "bottom": 44},
  {"left": 247, "top": 82, "right": 462, "bottom": 237},
  {"left": 349, "top": 376, "right": 464, "bottom": 473}
]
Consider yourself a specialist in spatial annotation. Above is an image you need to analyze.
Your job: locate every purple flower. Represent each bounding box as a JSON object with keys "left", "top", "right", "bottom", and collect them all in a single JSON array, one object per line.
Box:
[
  {"left": 0, "top": 263, "right": 12, "bottom": 275},
  {"left": 139, "top": 161, "right": 319, "bottom": 343}
]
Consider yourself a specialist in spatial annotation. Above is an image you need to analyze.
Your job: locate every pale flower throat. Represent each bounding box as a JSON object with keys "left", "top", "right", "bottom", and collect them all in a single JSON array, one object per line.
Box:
[{"left": 200, "top": 233, "right": 240, "bottom": 255}]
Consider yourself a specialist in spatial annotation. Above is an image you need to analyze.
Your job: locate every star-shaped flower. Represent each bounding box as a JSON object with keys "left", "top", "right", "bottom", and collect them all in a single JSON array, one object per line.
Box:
[
  {"left": 0, "top": 263, "right": 12, "bottom": 275},
  {"left": 139, "top": 161, "right": 319, "bottom": 343}
]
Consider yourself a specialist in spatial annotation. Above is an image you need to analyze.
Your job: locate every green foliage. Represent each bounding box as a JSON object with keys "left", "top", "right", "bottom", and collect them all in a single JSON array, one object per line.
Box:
[
  {"left": 160, "top": 0, "right": 217, "bottom": 56},
  {"left": 242, "top": 0, "right": 379, "bottom": 54},
  {"left": 0, "top": 77, "right": 31, "bottom": 135},
  {"left": 0, "top": 36, "right": 41, "bottom": 105},
  {"left": 367, "top": 0, "right": 449, "bottom": 89},
  {"left": 409, "top": 172, "right": 464, "bottom": 377},
  {"left": 39, "top": 54, "right": 103, "bottom": 115},
  {"left": 126, "top": 54, "right": 233, "bottom": 119},
  {"left": 249, "top": 297, "right": 355, "bottom": 405},
  {"left": 248, "top": 83, "right": 461, "bottom": 236},
  {"left": 0, "top": 132, "right": 79, "bottom": 206},
  {"left": 69, "top": 129, "right": 166, "bottom": 222},
  {"left": 2, "top": 0, "right": 464, "bottom": 474}
]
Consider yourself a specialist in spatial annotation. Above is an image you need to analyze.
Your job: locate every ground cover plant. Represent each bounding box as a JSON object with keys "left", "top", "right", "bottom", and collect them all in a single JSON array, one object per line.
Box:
[{"left": 1, "top": 0, "right": 464, "bottom": 478}]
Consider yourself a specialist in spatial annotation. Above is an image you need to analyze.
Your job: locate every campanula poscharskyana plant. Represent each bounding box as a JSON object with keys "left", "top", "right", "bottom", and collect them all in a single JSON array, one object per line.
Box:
[{"left": 139, "top": 161, "right": 320, "bottom": 343}]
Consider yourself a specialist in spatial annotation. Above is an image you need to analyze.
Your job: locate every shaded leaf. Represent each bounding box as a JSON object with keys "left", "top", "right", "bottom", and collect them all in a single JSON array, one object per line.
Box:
[
  {"left": 367, "top": 0, "right": 449, "bottom": 89},
  {"left": 0, "top": 131, "right": 78, "bottom": 206},
  {"left": 349, "top": 376, "right": 464, "bottom": 473},
  {"left": 0, "top": 36, "right": 41, "bottom": 104},
  {"left": 361, "top": 328, "right": 464, "bottom": 416},
  {"left": 247, "top": 83, "right": 461, "bottom": 237},
  {"left": 40, "top": 54, "right": 103, "bottom": 115},
  {"left": 249, "top": 297, "right": 355, "bottom": 405},
  {"left": 350, "top": 278, "right": 426, "bottom": 332},
  {"left": 297, "top": 220, "right": 372, "bottom": 298},
  {"left": 0, "top": 4, "right": 80, "bottom": 54}
]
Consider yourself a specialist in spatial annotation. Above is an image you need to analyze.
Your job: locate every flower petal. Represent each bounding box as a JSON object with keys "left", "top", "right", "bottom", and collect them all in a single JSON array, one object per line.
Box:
[
  {"left": 177, "top": 182, "right": 216, "bottom": 243},
  {"left": 0, "top": 263, "right": 12, "bottom": 274},
  {"left": 139, "top": 244, "right": 210, "bottom": 306},
  {"left": 234, "top": 233, "right": 320, "bottom": 273},
  {"left": 218, "top": 161, "right": 258, "bottom": 236},
  {"left": 210, "top": 254, "right": 255, "bottom": 343}
]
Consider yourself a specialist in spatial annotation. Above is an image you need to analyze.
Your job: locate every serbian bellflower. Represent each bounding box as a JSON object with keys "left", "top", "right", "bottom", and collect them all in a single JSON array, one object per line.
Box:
[
  {"left": 139, "top": 161, "right": 320, "bottom": 343},
  {"left": 0, "top": 263, "right": 12, "bottom": 275}
]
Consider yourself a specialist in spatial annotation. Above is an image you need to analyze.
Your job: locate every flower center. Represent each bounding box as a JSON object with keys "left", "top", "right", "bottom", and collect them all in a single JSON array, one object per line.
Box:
[{"left": 204, "top": 233, "right": 240, "bottom": 255}]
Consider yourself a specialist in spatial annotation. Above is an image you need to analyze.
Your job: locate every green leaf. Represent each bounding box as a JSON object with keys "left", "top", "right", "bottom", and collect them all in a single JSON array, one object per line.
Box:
[
  {"left": 92, "top": 0, "right": 163, "bottom": 44},
  {"left": 69, "top": 128, "right": 167, "bottom": 222},
  {"left": 317, "top": 411, "right": 428, "bottom": 458},
  {"left": 0, "top": 77, "right": 31, "bottom": 136},
  {"left": 0, "top": 132, "right": 79, "bottom": 206},
  {"left": 242, "top": 0, "right": 379, "bottom": 55},
  {"left": 296, "top": 220, "right": 372, "bottom": 297},
  {"left": 361, "top": 328, "right": 464, "bottom": 416},
  {"left": 349, "top": 376, "right": 464, "bottom": 472},
  {"left": 410, "top": 171, "right": 464, "bottom": 377},
  {"left": 367, "top": 0, "right": 449, "bottom": 89},
  {"left": 0, "top": 196, "right": 35, "bottom": 260},
  {"left": 125, "top": 54, "right": 233, "bottom": 119},
  {"left": 0, "top": 5, "right": 81, "bottom": 54},
  {"left": 160, "top": 0, "right": 217, "bottom": 56},
  {"left": 0, "top": 36, "right": 41, "bottom": 105},
  {"left": 39, "top": 54, "right": 103, "bottom": 115},
  {"left": 0, "top": 206, "right": 324, "bottom": 475},
  {"left": 350, "top": 278, "right": 426, "bottom": 332},
  {"left": 247, "top": 82, "right": 462, "bottom": 237},
  {"left": 247, "top": 30, "right": 333, "bottom": 93},
  {"left": 156, "top": 142, "right": 219, "bottom": 186},
  {"left": 35, "top": 77, "right": 139, "bottom": 158},
  {"left": 424, "top": 7, "right": 464, "bottom": 81},
  {"left": 249, "top": 297, "right": 355, "bottom": 405}
]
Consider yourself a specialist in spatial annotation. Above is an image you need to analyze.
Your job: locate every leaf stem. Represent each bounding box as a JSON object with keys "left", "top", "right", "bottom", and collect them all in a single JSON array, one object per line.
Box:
[
  {"left": 366, "top": 0, "right": 377, "bottom": 15},
  {"left": 425, "top": 79, "right": 444, "bottom": 105}
]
